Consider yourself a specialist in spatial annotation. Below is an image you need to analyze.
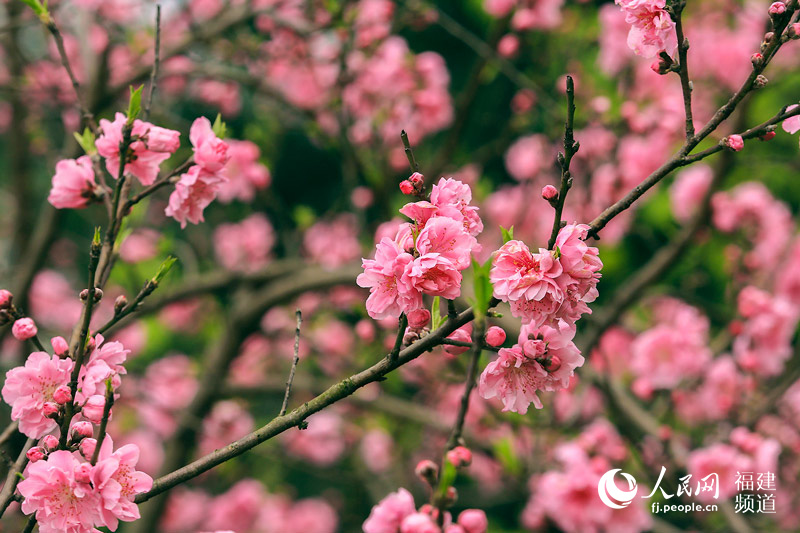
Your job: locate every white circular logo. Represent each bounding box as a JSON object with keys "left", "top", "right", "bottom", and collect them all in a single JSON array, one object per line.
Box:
[{"left": 598, "top": 469, "right": 638, "bottom": 509}]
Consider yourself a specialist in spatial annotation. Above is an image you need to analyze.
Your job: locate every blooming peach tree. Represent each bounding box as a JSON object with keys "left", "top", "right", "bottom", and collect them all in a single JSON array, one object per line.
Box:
[{"left": 1, "top": 0, "right": 800, "bottom": 532}]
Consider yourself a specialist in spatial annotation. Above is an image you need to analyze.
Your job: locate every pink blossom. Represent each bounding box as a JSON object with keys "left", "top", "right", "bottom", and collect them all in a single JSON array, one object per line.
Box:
[
  {"left": 12, "top": 317, "right": 38, "bottom": 340},
  {"left": 484, "top": 326, "right": 506, "bottom": 347},
  {"left": 165, "top": 165, "right": 228, "bottom": 228},
  {"left": 190, "top": 116, "right": 230, "bottom": 172},
  {"left": 504, "top": 134, "right": 550, "bottom": 181},
  {"left": 0, "top": 289, "right": 12, "bottom": 308},
  {"left": 81, "top": 394, "right": 108, "bottom": 424},
  {"left": 404, "top": 253, "right": 462, "bottom": 300},
  {"left": 429, "top": 178, "right": 484, "bottom": 238},
  {"left": 283, "top": 411, "right": 345, "bottom": 466},
  {"left": 91, "top": 436, "right": 153, "bottom": 530},
  {"left": 48, "top": 156, "right": 97, "bottom": 209},
  {"left": 216, "top": 140, "right": 271, "bottom": 203},
  {"left": 206, "top": 480, "right": 264, "bottom": 532},
  {"left": 357, "top": 238, "right": 423, "bottom": 320},
  {"left": 782, "top": 105, "right": 800, "bottom": 134},
  {"left": 725, "top": 134, "right": 744, "bottom": 151},
  {"left": 18, "top": 450, "right": 99, "bottom": 533},
  {"left": 2, "top": 351, "right": 74, "bottom": 438},
  {"left": 444, "top": 324, "right": 472, "bottom": 356},
  {"left": 304, "top": 215, "right": 363, "bottom": 269},
  {"left": 478, "top": 323, "right": 583, "bottom": 413},
  {"left": 687, "top": 443, "right": 753, "bottom": 502},
  {"left": 363, "top": 488, "right": 417, "bottom": 533},
  {"left": 199, "top": 401, "right": 254, "bottom": 456},
  {"left": 407, "top": 309, "right": 431, "bottom": 329},
  {"left": 119, "top": 229, "right": 160, "bottom": 263},
  {"left": 670, "top": 164, "right": 713, "bottom": 222},
  {"left": 96, "top": 113, "right": 177, "bottom": 185},
  {"left": 733, "top": 286, "right": 798, "bottom": 376},
  {"left": 360, "top": 429, "right": 394, "bottom": 473},
  {"left": 415, "top": 216, "right": 477, "bottom": 271},
  {"left": 616, "top": 0, "right": 676, "bottom": 58},
  {"left": 457, "top": 510, "right": 488, "bottom": 533},
  {"left": 214, "top": 214, "right": 276, "bottom": 272}
]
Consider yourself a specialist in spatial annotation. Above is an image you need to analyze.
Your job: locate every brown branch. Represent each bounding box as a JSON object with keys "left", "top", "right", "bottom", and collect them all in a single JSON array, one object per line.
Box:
[
  {"left": 135, "top": 306, "right": 479, "bottom": 504},
  {"left": 673, "top": 2, "right": 695, "bottom": 140},
  {"left": 44, "top": 19, "right": 96, "bottom": 131},
  {"left": 90, "top": 382, "right": 116, "bottom": 464},
  {"left": 547, "top": 75, "right": 578, "bottom": 250},
  {"left": 445, "top": 318, "right": 485, "bottom": 450},
  {"left": 0, "top": 438, "right": 34, "bottom": 515},
  {"left": 279, "top": 310, "right": 303, "bottom": 416}
]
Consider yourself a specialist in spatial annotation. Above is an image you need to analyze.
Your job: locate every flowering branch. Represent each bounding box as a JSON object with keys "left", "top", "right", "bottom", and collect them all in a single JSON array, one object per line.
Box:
[
  {"left": 587, "top": 4, "right": 797, "bottom": 238},
  {"left": 279, "top": 310, "right": 303, "bottom": 417},
  {"left": 547, "top": 74, "right": 578, "bottom": 250},
  {"left": 90, "top": 380, "right": 115, "bottom": 464},
  {"left": 135, "top": 306, "right": 479, "bottom": 503}
]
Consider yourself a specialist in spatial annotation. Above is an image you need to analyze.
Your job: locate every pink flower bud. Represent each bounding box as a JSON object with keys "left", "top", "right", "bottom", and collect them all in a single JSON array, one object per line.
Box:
[
  {"left": 408, "top": 172, "right": 424, "bottom": 187},
  {"left": 497, "top": 34, "right": 519, "bottom": 58},
  {"left": 0, "top": 289, "right": 12, "bottom": 309},
  {"left": 26, "top": 447, "right": 46, "bottom": 463},
  {"left": 114, "top": 295, "right": 128, "bottom": 315},
  {"left": 81, "top": 395, "right": 107, "bottom": 424},
  {"left": 415, "top": 459, "right": 439, "bottom": 484},
  {"left": 725, "top": 134, "right": 744, "bottom": 152},
  {"left": 541, "top": 185, "right": 558, "bottom": 201},
  {"left": 41, "top": 435, "right": 59, "bottom": 451},
  {"left": 484, "top": 326, "right": 506, "bottom": 347},
  {"left": 79, "top": 438, "right": 97, "bottom": 459},
  {"left": 446, "top": 446, "right": 472, "bottom": 467},
  {"left": 146, "top": 126, "right": 181, "bottom": 153},
  {"left": 72, "top": 421, "right": 94, "bottom": 439},
  {"left": 760, "top": 130, "right": 776, "bottom": 141},
  {"left": 443, "top": 486, "right": 458, "bottom": 505},
  {"left": 74, "top": 462, "right": 93, "bottom": 483},
  {"left": 399, "top": 180, "right": 414, "bottom": 195},
  {"left": 791, "top": 23, "right": 800, "bottom": 39},
  {"left": 658, "top": 425, "right": 672, "bottom": 440},
  {"left": 768, "top": 1, "right": 786, "bottom": 14},
  {"left": 407, "top": 309, "right": 431, "bottom": 329},
  {"left": 53, "top": 385, "right": 72, "bottom": 405},
  {"left": 51, "top": 336, "right": 69, "bottom": 357},
  {"left": 42, "top": 402, "right": 59, "bottom": 418},
  {"left": 751, "top": 53, "right": 763, "bottom": 66},
  {"left": 458, "top": 509, "right": 489, "bottom": 533},
  {"left": 85, "top": 336, "right": 96, "bottom": 353},
  {"left": 12, "top": 318, "right": 37, "bottom": 341},
  {"left": 546, "top": 354, "right": 562, "bottom": 373}
]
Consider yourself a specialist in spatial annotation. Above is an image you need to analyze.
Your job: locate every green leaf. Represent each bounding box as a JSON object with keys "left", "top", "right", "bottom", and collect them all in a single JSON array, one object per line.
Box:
[
  {"left": 472, "top": 258, "right": 493, "bottom": 320},
  {"left": 153, "top": 256, "right": 178, "bottom": 284},
  {"left": 212, "top": 113, "right": 227, "bottom": 139},
  {"left": 431, "top": 297, "right": 442, "bottom": 330},
  {"left": 20, "top": 0, "right": 49, "bottom": 22},
  {"left": 73, "top": 127, "right": 96, "bottom": 155},
  {"left": 126, "top": 85, "right": 143, "bottom": 125},
  {"left": 436, "top": 460, "right": 458, "bottom": 499},
  {"left": 501, "top": 225, "right": 514, "bottom": 243}
]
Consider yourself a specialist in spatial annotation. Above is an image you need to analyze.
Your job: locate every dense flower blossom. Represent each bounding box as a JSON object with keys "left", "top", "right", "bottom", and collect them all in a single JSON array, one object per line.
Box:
[
  {"left": 48, "top": 156, "right": 98, "bottom": 209},
  {"left": 2, "top": 351, "right": 74, "bottom": 438},
  {"left": 96, "top": 112, "right": 179, "bottom": 185},
  {"left": 165, "top": 165, "right": 228, "bottom": 228},
  {"left": 359, "top": 179, "right": 483, "bottom": 319},
  {"left": 216, "top": 140, "right": 271, "bottom": 203},
  {"left": 304, "top": 215, "right": 363, "bottom": 269},
  {"left": 190, "top": 117, "right": 230, "bottom": 172},
  {"left": 670, "top": 164, "right": 713, "bottom": 222},
  {"left": 18, "top": 450, "right": 100, "bottom": 533},
  {"left": 363, "top": 488, "right": 417, "bottom": 533},
  {"left": 733, "top": 286, "right": 798, "bottom": 376},
  {"left": 615, "top": 0, "right": 676, "bottom": 58},
  {"left": 479, "top": 322, "right": 584, "bottom": 413},
  {"left": 687, "top": 443, "right": 753, "bottom": 502}
]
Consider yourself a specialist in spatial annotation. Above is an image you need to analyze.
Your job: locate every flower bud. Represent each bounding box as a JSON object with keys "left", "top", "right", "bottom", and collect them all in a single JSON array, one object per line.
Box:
[
  {"left": 93, "top": 288, "right": 103, "bottom": 302},
  {"left": 403, "top": 328, "right": 421, "bottom": 346},
  {"left": 0, "top": 289, "right": 12, "bottom": 309},
  {"left": 446, "top": 446, "right": 473, "bottom": 468},
  {"left": 146, "top": 126, "right": 181, "bottom": 153},
  {"left": 497, "top": 34, "right": 519, "bottom": 58},
  {"left": 80, "top": 289, "right": 89, "bottom": 300},
  {"left": 53, "top": 385, "right": 72, "bottom": 405},
  {"left": 541, "top": 185, "right": 558, "bottom": 201},
  {"left": 399, "top": 180, "right": 414, "bottom": 195},
  {"left": 42, "top": 402, "right": 59, "bottom": 418},
  {"left": 408, "top": 172, "right": 424, "bottom": 187},
  {"left": 74, "top": 462, "right": 93, "bottom": 483},
  {"left": 751, "top": 53, "right": 763, "bottom": 67},
  {"left": 41, "top": 435, "right": 59, "bottom": 451},
  {"left": 754, "top": 74, "right": 768, "bottom": 89},
  {"left": 760, "top": 130, "right": 777, "bottom": 141},
  {"left": 546, "top": 354, "right": 562, "bottom": 373},
  {"left": 768, "top": 1, "right": 786, "bottom": 14},
  {"left": 51, "top": 336, "right": 69, "bottom": 357},
  {"left": 114, "top": 295, "right": 128, "bottom": 315},
  {"left": 12, "top": 318, "right": 38, "bottom": 341},
  {"left": 458, "top": 509, "right": 489, "bottom": 533},
  {"left": 790, "top": 23, "right": 800, "bottom": 39},
  {"left": 484, "top": 326, "right": 506, "bottom": 347},
  {"left": 81, "top": 395, "right": 107, "bottom": 424},
  {"left": 443, "top": 486, "right": 458, "bottom": 507},
  {"left": 724, "top": 134, "right": 744, "bottom": 152},
  {"left": 26, "top": 447, "right": 46, "bottom": 463},
  {"left": 72, "top": 421, "right": 94, "bottom": 440},
  {"left": 79, "top": 438, "right": 97, "bottom": 459},
  {"left": 650, "top": 54, "right": 673, "bottom": 75},
  {"left": 85, "top": 335, "right": 96, "bottom": 353},
  {"left": 407, "top": 309, "right": 431, "bottom": 329},
  {"left": 415, "top": 459, "right": 439, "bottom": 485}
]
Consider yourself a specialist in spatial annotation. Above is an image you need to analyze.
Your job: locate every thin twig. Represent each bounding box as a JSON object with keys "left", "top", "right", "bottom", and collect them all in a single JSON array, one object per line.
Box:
[
  {"left": 400, "top": 130, "right": 420, "bottom": 172},
  {"left": 28, "top": 334, "right": 46, "bottom": 353},
  {"left": 22, "top": 513, "right": 37, "bottom": 533},
  {"left": 445, "top": 318, "right": 486, "bottom": 450},
  {"left": 673, "top": 2, "right": 695, "bottom": 140},
  {"left": 44, "top": 19, "right": 96, "bottom": 131},
  {"left": 390, "top": 313, "right": 408, "bottom": 363},
  {"left": 142, "top": 5, "right": 162, "bottom": 121},
  {"left": 547, "top": 75, "right": 578, "bottom": 250},
  {"left": 0, "top": 421, "right": 19, "bottom": 448},
  {"left": 0, "top": 438, "right": 34, "bottom": 515},
  {"left": 279, "top": 310, "right": 303, "bottom": 417}
]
